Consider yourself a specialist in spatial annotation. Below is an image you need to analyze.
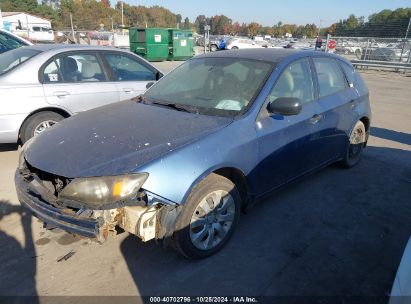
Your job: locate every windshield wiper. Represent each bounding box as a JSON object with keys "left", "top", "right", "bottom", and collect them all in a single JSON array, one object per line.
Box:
[{"left": 150, "top": 101, "right": 199, "bottom": 114}]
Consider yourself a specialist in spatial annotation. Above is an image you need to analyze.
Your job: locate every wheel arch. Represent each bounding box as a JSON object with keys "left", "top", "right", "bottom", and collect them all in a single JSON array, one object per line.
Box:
[
  {"left": 212, "top": 167, "right": 249, "bottom": 208},
  {"left": 18, "top": 107, "right": 72, "bottom": 141}
]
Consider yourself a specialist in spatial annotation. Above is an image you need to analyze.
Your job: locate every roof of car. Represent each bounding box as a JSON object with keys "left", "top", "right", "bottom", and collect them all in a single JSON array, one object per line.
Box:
[
  {"left": 196, "top": 48, "right": 342, "bottom": 64},
  {"left": 20, "top": 44, "right": 122, "bottom": 52}
]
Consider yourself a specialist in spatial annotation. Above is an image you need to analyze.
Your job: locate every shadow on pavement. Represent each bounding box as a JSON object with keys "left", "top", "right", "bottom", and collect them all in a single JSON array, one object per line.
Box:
[
  {"left": 0, "top": 200, "right": 38, "bottom": 301},
  {"left": 120, "top": 145, "right": 411, "bottom": 299},
  {"left": 0, "top": 143, "right": 19, "bottom": 152},
  {"left": 371, "top": 127, "right": 411, "bottom": 146}
]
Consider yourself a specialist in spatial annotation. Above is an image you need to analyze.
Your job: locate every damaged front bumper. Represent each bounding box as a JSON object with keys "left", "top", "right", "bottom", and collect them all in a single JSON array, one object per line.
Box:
[{"left": 15, "top": 169, "right": 180, "bottom": 243}]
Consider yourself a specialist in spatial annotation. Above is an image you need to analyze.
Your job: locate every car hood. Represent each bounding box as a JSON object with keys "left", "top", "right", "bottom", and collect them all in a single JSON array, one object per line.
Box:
[{"left": 25, "top": 101, "right": 232, "bottom": 178}]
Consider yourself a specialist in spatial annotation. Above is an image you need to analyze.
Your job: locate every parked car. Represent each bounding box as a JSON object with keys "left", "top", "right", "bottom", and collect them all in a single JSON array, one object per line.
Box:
[
  {"left": 12, "top": 26, "right": 55, "bottom": 43},
  {"left": 0, "top": 29, "right": 32, "bottom": 54},
  {"left": 0, "top": 44, "right": 163, "bottom": 144},
  {"left": 367, "top": 45, "right": 410, "bottom": 62},
  {"left": 390, "top": 237, "right": 411, "bottom": 304},
  {"left": 225, "top": 38, "right": 263, "bottom": 50},
  {"left": 15, "top": 49, "right": 371, "bottom": 259}
]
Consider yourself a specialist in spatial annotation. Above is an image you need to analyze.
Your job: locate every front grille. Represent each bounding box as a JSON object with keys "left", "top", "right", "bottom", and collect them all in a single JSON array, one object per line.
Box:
[{"left": 25, "top": 160, "right": 71, "bottom": 197}]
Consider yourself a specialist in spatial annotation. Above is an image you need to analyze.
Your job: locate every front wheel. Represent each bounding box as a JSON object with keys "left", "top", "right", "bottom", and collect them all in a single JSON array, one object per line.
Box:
[
  {"left": 20, "top": 111, "right": 64, "bottom": 143},
  {"left": 172, "top": 174, "right": 240, "bottom": 259},
  {"left": 338, "top": 120, "right": 366, "bottom": 168},
  {"left": 231, "top": 46, "right": 239, "bottom": 50}
]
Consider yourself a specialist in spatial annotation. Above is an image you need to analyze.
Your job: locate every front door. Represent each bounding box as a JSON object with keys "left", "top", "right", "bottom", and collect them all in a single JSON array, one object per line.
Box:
[
  {"left": 252, "top": 57, "right": 324, "bottom": 194},
  {"left": 42, "top": 52, "right": 119, "bottom": 113}
]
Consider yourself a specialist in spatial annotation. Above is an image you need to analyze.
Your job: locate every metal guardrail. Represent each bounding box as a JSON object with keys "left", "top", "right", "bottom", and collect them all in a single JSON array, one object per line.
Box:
[{"left": 351, "top": 60, "right": 411, "bottom": 72}]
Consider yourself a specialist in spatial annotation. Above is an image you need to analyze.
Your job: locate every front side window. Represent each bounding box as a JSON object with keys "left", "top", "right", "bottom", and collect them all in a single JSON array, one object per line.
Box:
[
  {"left": 42, "top": 53, "right": 105, "bottom": 83},
  {"left": 313, "top": 57, "right": 347, "bottom": 98},
  {"left": 267, "top": 58, "right": 314, "bottom": 105},
  {"left": 145, "top": 57, "right": 272, "bottom": 116},
  {"left": 103, "top": 53, "right": 156, "bottom": 81}
]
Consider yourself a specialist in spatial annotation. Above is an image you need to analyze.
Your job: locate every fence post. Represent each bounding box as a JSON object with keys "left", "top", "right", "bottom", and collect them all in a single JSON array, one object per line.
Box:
[
  {"left": 400, "top": 18, "right": 411, "bottom": 62},
  {"left": 364, "top": 39, "right": 370, "bottom": 60},
  {"left": 325, "top": 34, "right": 330, "bottom": 53}
]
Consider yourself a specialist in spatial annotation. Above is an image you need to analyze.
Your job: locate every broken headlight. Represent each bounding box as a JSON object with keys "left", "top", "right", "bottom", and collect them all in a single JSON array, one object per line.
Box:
[{"left": 58, "top": 173, "right": 148, "bottom": 207}]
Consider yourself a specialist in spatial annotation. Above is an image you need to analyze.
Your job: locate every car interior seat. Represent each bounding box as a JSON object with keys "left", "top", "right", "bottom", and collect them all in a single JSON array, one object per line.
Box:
[
  {"left": 62, "top": 57, "right": 80, "bottom": 82},
  {"left": 81, "top": 61, "right": 101, "bottom": 82}
]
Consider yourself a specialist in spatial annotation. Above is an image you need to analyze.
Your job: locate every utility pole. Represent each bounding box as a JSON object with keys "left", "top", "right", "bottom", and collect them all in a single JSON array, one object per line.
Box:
[
  {"left": 399, "top": 17, "right": 411, "bottom": 62},
  {"left": 317, "top": 19, "right": 323, "bottom": 37},
  {"left": 121, "top": 1, "right": 124, "bottom": 28},
  {"left": 25, "top": 14, "right": 30, "bottom": 40},
  {"left": 0, "top": 9, "right": 3, "bottom": 30},
  {"left": 70, "top": 13, "right": 75, "bottom": 44}
]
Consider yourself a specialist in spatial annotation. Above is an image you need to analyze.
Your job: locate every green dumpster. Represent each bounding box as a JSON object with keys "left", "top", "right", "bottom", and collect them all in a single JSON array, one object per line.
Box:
[
  {"left": 129, "top": 28, "right": 169, "bottom": 62},
  {"left": 168, "top": 29, "right": 194, "bottom": 61}
]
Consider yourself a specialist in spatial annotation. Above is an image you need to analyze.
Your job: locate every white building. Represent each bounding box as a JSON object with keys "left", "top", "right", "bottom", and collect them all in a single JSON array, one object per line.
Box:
[
  {"left": 1, "top": 12, "right": 54, "bottom": 42},
  {"left": 1, "top": 12, "right": 51, "bottom": 31}
]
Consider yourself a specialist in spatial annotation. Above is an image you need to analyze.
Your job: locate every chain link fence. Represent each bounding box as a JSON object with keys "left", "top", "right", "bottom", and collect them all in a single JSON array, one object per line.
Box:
[{"left": 329, "top": 36, "right": 411, "bottom": 72}]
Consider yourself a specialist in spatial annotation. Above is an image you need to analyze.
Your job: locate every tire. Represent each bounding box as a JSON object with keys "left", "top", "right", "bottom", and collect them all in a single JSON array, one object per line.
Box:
[
  {"left": 20, "top": 111, "right": 64, "bottom": 144},
  {"left": 210, "top": 44, "right": 218, "bottom": 52},
  {"left": 172, "top": 173, "right": 241, "bottom": 259},
  {"left": 338, "top": 120, "right": 366, "bottom": 168},
  {"left": 231, "top": 46, "right": 239, "bottom": 50}
]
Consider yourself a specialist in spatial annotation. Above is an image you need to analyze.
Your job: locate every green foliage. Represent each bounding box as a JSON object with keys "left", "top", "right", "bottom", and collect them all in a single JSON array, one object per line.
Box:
[
  {"left": 329, "top": 8, "right": 411, "bottom": 37},
  {"left": 0, "top": 1, "right": 409, "bottom": 39}
]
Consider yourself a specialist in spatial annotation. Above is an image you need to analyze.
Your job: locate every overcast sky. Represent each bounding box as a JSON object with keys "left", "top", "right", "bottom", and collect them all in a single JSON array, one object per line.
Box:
[{"left": 123, "top": 0, "right": 409, "bottom": 26}]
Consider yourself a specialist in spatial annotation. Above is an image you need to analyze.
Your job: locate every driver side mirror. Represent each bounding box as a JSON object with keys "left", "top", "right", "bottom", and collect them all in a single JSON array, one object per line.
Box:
[
  {"left": 156, "top": 71, "right": 163, "bottom": 81},
  {"left": 267, "top": 97, "right": 302, "bottom": 116}
]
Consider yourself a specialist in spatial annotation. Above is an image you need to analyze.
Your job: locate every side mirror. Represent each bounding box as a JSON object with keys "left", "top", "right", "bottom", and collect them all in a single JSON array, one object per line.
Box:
[
  {"left": 156, "top": 71, "right": 163, "bottom": 81},
  {"left": 267, "top": 97, "right": 302, "bottom": 116},
  {"left": 146, "top": 82, "right": 155, "bottom": 89}
]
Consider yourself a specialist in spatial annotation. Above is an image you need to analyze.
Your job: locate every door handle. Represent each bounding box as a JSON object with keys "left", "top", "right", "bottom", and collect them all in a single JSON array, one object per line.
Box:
[
  {"left": 309, "top": 114, "right": 322, "bottom": 124},
  {"left": 122, "top": 88, "right": 134, "bottom": 93},
  {"left": 53, "top": 91, "right": 70, "bottom": 98},
  {"left": 349, "top": 99, "right": 356, "bottom": 108}
]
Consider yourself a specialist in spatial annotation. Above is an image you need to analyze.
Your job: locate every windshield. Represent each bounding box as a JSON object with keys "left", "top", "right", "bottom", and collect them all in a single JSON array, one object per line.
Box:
[
  {"left": 144, "top": 57, "right": 273, "bottom": 116},
  {"left": 0, "top": 47, "right": 40, "bottom": 75}
]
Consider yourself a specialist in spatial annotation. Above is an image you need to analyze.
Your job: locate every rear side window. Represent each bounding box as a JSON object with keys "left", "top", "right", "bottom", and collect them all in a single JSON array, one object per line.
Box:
[
  {"left": 339, "top": 61, "right": 355, "bottom": 85},
  {"left": 103, "top": 53, "right": 156, "bottom": 81},
  {"left": 43, "top": 53, "right": 105, "bottom": 83},
  {"left": 0, "top": 47, "right": 39, "bottom": 75},
  {"left": 313, "top": 57, "right": 347, "bottom": 98}
]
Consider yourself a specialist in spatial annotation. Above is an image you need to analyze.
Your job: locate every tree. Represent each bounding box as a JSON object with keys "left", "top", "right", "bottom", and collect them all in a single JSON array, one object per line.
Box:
[
  {"left": 176, "top": 14, "right": 182, "bottom": 28},
  {"left": 247, "top": 22, "right": 261, "bottom": 37},
  {"left": 183, "top": 17, "right": 190, "bottom": 29}
]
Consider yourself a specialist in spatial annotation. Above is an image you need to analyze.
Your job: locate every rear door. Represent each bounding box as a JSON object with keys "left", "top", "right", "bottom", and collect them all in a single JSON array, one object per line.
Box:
[
  {"left": 42, "top": 51, "right": 119, "bottom": 113},
  {"left": 311, "top": 57, "right": 358, "bottom": 162},
  {"left": 100, "top": 51, "right": 158, "bottom": 101}
]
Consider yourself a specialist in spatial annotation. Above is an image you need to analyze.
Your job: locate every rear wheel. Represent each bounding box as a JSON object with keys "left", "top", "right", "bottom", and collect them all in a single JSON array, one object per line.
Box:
[
  {"left": 210, "top": 44, "right": 218, "bottom": 52},
  {"left": 231, "top": 46, "right": 239, "bottom": 50},
  {"left": 172, "top": 174, "right": 240, "bottom": 259},
  {"left": 338, "top": 120, "right": 366, "bottom": 168},
  {"left": 20, "top": 111, "right": 64, "bottom": 143}
]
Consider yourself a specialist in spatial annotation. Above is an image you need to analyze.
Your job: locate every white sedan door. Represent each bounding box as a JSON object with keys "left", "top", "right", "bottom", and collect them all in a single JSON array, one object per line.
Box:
[{"left": 42, "top": 52, "right": 119, "bottom": 113}]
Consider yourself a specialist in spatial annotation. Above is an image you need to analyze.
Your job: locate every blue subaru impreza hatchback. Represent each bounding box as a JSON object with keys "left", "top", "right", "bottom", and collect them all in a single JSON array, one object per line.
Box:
[{"left": 15, "top": 49, "right": 371, "bottom": 259}]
